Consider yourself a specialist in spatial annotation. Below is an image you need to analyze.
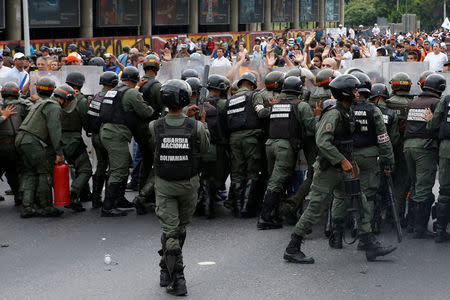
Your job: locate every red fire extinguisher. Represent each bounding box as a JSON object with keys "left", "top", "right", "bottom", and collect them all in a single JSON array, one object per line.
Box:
[{"left": 54, "top": 163, "right": 70, "bottom": 206}]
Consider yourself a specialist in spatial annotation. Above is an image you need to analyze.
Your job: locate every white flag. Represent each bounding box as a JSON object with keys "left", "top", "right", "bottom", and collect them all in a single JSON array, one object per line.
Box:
[{"left": 442, "top": 17, "right": 450, "bottom": 30}]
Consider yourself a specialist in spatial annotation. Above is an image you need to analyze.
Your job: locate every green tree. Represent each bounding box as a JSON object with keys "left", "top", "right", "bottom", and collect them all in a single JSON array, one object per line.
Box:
[{"left": 344, "top": 0, "right": 377, "bottom": 26}]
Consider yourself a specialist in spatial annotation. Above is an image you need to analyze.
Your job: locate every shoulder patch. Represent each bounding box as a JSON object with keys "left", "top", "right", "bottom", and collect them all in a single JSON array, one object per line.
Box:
[{"left": 325, "top": 122, "right": 333, "bottom": 132}]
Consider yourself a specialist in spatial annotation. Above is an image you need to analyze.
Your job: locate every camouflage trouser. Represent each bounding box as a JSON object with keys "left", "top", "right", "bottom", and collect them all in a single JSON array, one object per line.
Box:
[
  {"left": 294, "top": 162, "right": 372, "bottom": 237},
  {"left": 155, "top": 176, "right": 199, "bottom": 252},
  {"left": 16, "top": 137, "right": 54, "bottom": 214}
]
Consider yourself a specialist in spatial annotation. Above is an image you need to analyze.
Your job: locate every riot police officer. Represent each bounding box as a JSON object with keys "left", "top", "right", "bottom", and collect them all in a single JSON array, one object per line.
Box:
[
  {"left": 133, "top": 55, "right": 163, "bottom": 215},
  {"left": 150, "top": 79, "right": 210, "bottom": 296},
  {"left": 0, "top": 82, "right": 29, "bottom": 206},
  {"left": 283, "top": 74, "right": 396, "bottom": 264},
  {"left": 309, "top": 68, "right": 336, "bottom": 109},
  {"left": 387, "top": 72, "right": 413, "bottom": 230},
  {"left": 88, "top": 57, "right": 106, "bottom": 70},
  {"left": 425, "top": 76, "right": 450, "bottom": 242},
  {"left": 99, "top": 66, "right": 154, "bottom": 217},
  {"left": 329, "top": 72, "right": 393, "bottom": 248},
  {"left": 16, "top": 78, "right": 74, "bottom": 218},
  {"left": 87, "top": 71, "right": 119, "bottom": 208},
  {"left": 62, "top": 72, "right": 92, "bottom": 212},
  {"left": 257, "top": 76, "right": 317, "bottom": 230},
  {"left": 181, "top": 69, "right": 199, "bottom": 81},
  {"left": 404, "top": 74, "right": 446, "bottom": 238},
  {"left": 226, "top": 72, "right": 267, "bottom": 217}
]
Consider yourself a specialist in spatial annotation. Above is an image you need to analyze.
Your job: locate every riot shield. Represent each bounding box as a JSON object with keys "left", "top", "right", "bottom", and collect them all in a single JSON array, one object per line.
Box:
[
  {"left": 440, "top": 72, "right": 450, "bottom": 96},
  {"left": 343, "top": 57, "right": 389, "bottom": 84},
  {"left": 226, "top": 59, "right": 269, "bottom": 90},
  {"left": 157, "top": 55, "right": 210, "bottom": 84},
  {"left": 383, "top": 61, "right": 429, "bottom": 96},
  {"left": 29, "top": 71, "right": 65, "bottom": 97},
  {"left": 60, "top": 65, "right": 103, "bottom": 96}
]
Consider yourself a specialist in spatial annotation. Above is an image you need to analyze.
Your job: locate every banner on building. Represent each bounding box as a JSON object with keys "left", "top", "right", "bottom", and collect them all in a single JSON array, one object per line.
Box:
[
  {"left": 239, "top": 0, "right": 264, "bottom": 24},
  {"left": 299, "top": 0, "right": 318, "bottom": 22},
  {"left": 97, "top": 0, "right": 141, "bottom": 27},
  {"left": 29, "top": 0, "right": 80, "bottom": 28},
  {"left": 154, "top": 0, "right": 189, "bottom": 26},
  {"left": 199, "top": 0, "right": 230, "bottom": 25},
  {"left": 325, "top": 0, "right": 340, "bottom": 22}
]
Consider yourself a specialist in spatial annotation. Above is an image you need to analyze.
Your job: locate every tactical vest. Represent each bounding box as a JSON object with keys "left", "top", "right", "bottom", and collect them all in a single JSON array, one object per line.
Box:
[
  {"left": 87, "top": 93, "right": 105, "bottom": 133},
  {"left": 0, "top": 99, "right": 25, "bottom": 138},
  {"left": 99, "top": 85, "right": 138, "bottom": 132},
  {"left": 309, "top": 87, "right": 331, "bottom": 110},
  {"left": 377, "top": 104, "right": 396, "bottom": 133},
  {"left": 352, "top": 100, "right": 377, "bottom": 148},
  {"left": 61, "top": 96, "right": 82, "bottom": 132},
  {"left": 226, "top": 91, "right": 261, "bottom": 132},
  {"left": 334, "top": 103, "right": 355, "bottom": 160},
  {"left": 153, "top": 118, "right": 200, "bottom": 181},
  {"left": 438, "top": 95, "right": 450, "bottom": 140},
  {"left": 19, "top": 99, "right": 55, "bottom": 142},
  {"left": 405, "top": 92, "right": 440, "bottom": 139},
  {"left": 204, "top": 102, "right": 223, "bottom": 144},
  {"left": 268, "top": 98, "right": 303, "bottom": 151},
  {"left": 140, "top": 78, "right": 161, "bottom": 120}
]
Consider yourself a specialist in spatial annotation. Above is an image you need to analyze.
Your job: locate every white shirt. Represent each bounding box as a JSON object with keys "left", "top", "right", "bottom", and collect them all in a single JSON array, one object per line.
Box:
[
  {"left": 341, "top": 51, "right": 353, "bottom": 69},
  {"left": 424, "top": 52, "right": 448, "bottom": 72},
  {"left": 337, "top": 27, "right": 346, "bottom": 38},
  {"left": 348, "top": 28, "right": 355, "bottom": 39},
  {"left": 211, "top": 56, "right": 231, "bottom": 68},
  {"left": 372, "top": 26, "right": 380, "bottom": 36},
  {"left": 386, "top": 28, "right": 391, "bottom": 37},
  {"left": 2, "top": 67, "right": 29, "bottom": 91},
  {"left": 369, "top": 45, "right": 377, "bottom": 57}
]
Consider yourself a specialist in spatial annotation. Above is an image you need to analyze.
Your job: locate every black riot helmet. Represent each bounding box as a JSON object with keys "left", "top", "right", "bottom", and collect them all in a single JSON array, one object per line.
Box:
[
  {"left": 237, "top": 72, "right": 257, "bottom": 89},
  {"left": 181, "top": 69, "right": 199, "bottom": 81},
  {"left": 89, "top": 57, "right": 106, "bottom": 70},
  {"left": 281, "top": 76, "right": 303, "bottom": 95},
  {"left": 207, "top": 74, "right": 229, "bottom": 91},
  {"left": 185, "top": 77, "right": 202, "bottom": 94},
  {"left": 65, "top": 72, "right": 86, "bottom": 88},
  {"left": 99, "top": 71, "right": 119, "bottom": 87},
  {"left": 369, "top": 83, "right": 389, "bottom": 101},
  {"left": 121, "top": 66, "right": 140, "bottom": 83},
  {"left": 423, "top": 73, "right": 447, "bottom": 95},
  {"left": 160, "top": 79, "right": 192, "bottom": 110},
  {"left": 329, "top": 74, "right": 360, "bottom": 102},
  {"left": 352, "top": 71, "right": 371, "bottom": 96}
]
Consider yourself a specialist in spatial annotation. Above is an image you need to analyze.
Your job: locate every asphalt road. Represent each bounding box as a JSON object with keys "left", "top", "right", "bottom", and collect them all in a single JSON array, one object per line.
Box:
[{"left": 0, "top": 181, "right": 448, "bottom": 300}]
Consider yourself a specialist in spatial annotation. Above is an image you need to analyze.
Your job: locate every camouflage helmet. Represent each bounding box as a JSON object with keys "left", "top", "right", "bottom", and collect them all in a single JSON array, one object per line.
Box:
[
  {"left": 281, "top": 76, "right": 303, "bottom": 95},
  {"left": 1, "top": 82, "right": 20, "bottom": 98},
  {"left": 230, "top": 80, "right": 239, "bottom": 95},
  {"left": 66, "top": 71, "right": 86, "bottom": 87},
  {"left": 36, "top": 77, "right": 56, "bottom": 95},
  {"left": 143, "top": 54, "right": 160, "bottom": 71},
  {"left": 207, "top": 74, "right": 228, "bottom": 91},
  {"left": 181, "top": 69, "right": 199, "bottom": 81},
  {"left": 390, "top": 72, "right": 412, "bottom": 92},
  {"left": 316, "top": 69, "right": 337, "bottom": 88},
  {"left": 53, "top": 84, "right": 75, "bottom": 102},
  {"left": 418, "top": 71, "right": 434, "bottom": 89},
  {"left": 264, "top": 71, "right": 285, "bottom": 92}
]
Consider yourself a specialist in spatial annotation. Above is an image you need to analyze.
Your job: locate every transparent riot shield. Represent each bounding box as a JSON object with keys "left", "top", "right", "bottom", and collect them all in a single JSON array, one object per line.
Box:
[
  {"left": 343, "top": 57, "right": 389, "bottom": 84},
  {"left": 441, "top": 72, "right": 450, "bottom": 96},
  {"left": 226, "top": 59, "right": 269, "bottom": 90},
  {"left": 383, "top": 61, "right": 429, "bottom": 96},
  {"left": 60, "top": 65, "right": 103, "bottom": 96},
  {"left": 29, "top": 71, "right": 65, "bottom": 97}
]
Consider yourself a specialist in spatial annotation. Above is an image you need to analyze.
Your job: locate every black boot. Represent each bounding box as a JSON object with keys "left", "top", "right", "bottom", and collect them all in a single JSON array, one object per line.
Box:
[
  {"left": 101, "top": 183, "right": 127, "bottom": 217},
  {"left": 435, "top": 202, "right": 449, "bottom": 243},
  {"left": 79, "top": 182, "right": 92, "bottom": 202},
  {"left": 283, "top": 233, "right": 314, "bottom": 264},
  {"left": 329, "top": 218, "right": 344, "bottom": 249},
  {"left": 360, "top": 233, "right": 397, "bottom": 261},
  {"left": 257, "top": 190, "right": 282, "bottom": 230},
  {"left": 195, "top": 180, "right": 207, "bottom": 217},
  {"left": 91, "top": 175, "right": 105, "bottom": 209},
  {"left": 65, "top": 191, "right": 86, "bottom": 212},
  {"left": 165, "top": 251, "right": 187, "bottom": 296},
  {"left": 231, "top": 182, "right": 244, "bottom": 217},
  {"left": 413, "top": 201, "right": 434, "bottom": 239},
  {"left": 241, "top": 179, "right": 256, "bottom": 218},
  {"left": 158, "top": 234, "right": 171, "bottom": 287},
  {"left": 134, "top": 182, "right": 155, "bottom": 215},
  {"left": 406, "top": 200, "right": 416, "bottom": 233},
  {"left": 116, "top": 180, "right": 134, "bottom": 209}
]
